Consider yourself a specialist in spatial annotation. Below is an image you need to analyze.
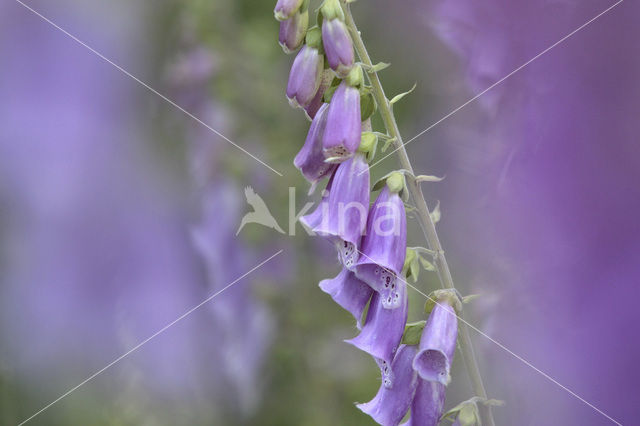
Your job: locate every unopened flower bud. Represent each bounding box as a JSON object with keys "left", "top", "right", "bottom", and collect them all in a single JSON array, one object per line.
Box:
[
  {"left": 322, "top": 18, "right": 354, "bottom": 77},
  {"left": 294, "top": 104, "right": 335, "bottom": 184},
  {"left": 287, "top": 45, "right": 324, "bottom": 108},
  {"left": 274, "top": 0, "right": 304, "bottom": 21},
  {"left": 279, "top": 8, "right": 309, "bottom": 54}
]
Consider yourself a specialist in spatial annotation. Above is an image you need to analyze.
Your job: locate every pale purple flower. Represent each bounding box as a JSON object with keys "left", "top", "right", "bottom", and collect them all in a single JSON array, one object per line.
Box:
[
  {"left": 357, "top": 345, "right": 418, "bottom": 426},
  {"left": 322, "top": 81, "right": 361, "bottom": 161},
  {"left": 345, "top": 287, "right": 408, "bottom": 365},
  {"left": 401, "top": 380, "right": 446, "bottom": 426},
  {"left": 355, "top": 186, "right": 407, "bottom": 309},
  {"left": 304, "top": 69, "right": 333, "bottom": 119},
  {"left": 319, "top": 268, "right": 373, "bottom": 329},
  {"left": 413, "top": 300, "right": 458, "bottom": 385},
  {"left": 294, "top": 103, "right": 336, "bottom": 184},
  {"left": 278, "top": 9, "right": 308, "bottom": 54},
  {"left": 300, "top": 153, "right": 369, "bottom": 269},
  {"left": 287, "top": 45, "right": 324, "bottom": 108},
  {"left": 322, "top": 18, "right": 354, "bottom": 77},
  {"left": 274, "top": 0, "right": 303, "bottom": 21}
]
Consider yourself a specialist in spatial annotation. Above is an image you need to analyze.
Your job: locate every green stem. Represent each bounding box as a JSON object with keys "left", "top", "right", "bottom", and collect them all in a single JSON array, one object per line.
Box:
[{"left": 343, "top": 4, "right": 495, "bottom": 425}]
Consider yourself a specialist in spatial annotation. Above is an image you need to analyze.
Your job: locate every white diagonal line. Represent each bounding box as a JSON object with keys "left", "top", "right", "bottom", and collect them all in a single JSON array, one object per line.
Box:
[
  {"left": 13, "top": 0, "right": 284, "bottom": 177},
  {"left": 17, "top": 249, "right": 284, "bottom": 426},
  {"left": 353, "top": 247, "right": 621, "bottom": 424},
  {"left": 367, "top": 0, "right": 624, "bottom": 172}
]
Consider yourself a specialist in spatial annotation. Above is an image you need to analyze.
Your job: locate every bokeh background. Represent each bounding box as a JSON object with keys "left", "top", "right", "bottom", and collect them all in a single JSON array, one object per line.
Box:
[{"left": 1, "top": 0, "right": 638, "bottom": 425}]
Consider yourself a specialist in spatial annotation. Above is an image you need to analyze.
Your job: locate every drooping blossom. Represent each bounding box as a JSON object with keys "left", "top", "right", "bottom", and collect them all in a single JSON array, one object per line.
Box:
[
  {"left": 286, "top": 33, "right": 323, "bottom": 108},
  {"left": 413, "top": 296, "right": 458, "bottom": 385},
  {"left": 319, "top": 268, "right": 373, "bottom": 329},
  {"left": 401, "top": 380, "right": 446, "bottom": 426},
  {"left": 357, "top": 345, "right": 419, "bottom": 426},
  {"left": 278, "top": 7, "right": 308, "bottom": 54},
  {"left": 300, "top": 152, "right": 369, "bottom": 269},
  {"left": 345, "top": 287, "right": 408, "bottom": 365},
  {"left": 322, "top": 80, "right": 361, "bottom": 161},
  {"left": 294, "top": 103, "right": 336, "bottom": 185},
  {"left": 355, "top": 180, "right": 407, "bottom": 309},
  {"left": 320, "top": 0, "right": 354, "bottom": 77}
]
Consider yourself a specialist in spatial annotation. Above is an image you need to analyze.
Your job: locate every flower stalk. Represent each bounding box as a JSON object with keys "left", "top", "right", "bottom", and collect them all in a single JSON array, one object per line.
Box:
[{"left": 342, "top": 4, "right": 496, "bottom": 425}]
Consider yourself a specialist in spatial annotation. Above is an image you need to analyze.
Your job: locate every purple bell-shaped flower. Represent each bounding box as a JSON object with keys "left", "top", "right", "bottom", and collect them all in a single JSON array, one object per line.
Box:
[
  {"left": 320, "top": 0, "right": 354, "bottom": 77},
  {"left": 304, "top": 69, "right": 333, "bottom": 120},
  {"left": 286, "top": 28, "right": 324, "bottom": 108},
  {"left": 294, "top": 103, "right": 336, "bottom": 185},
  {"left": 322, "top": 79, "right": 361, "bottom": 161},
  {"left": 300, "top": 152, "right": 369, "bottom": 269},
  {"left": 401, "top": 380, "right": 446, "bottom": 426},
  {"left": 412, "top": 294, "right": 458, "bottom": 385},
  {"left": 355, "top": 174, "right": 407, "bottom": 309},
  {"left": 357, "top": 345, "right": 418, "bottom": 426},
  {"left": 345, "top": 285, "right": 408, "bottom": 365},
  {"left": 319, "top": 268, "right": 373, "bottom": 329}
]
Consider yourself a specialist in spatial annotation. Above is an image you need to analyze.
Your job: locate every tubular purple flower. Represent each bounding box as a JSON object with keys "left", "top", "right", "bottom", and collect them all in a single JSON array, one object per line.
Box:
[
  {"left": 322, "top": 18, "right": 354, "bottom": 77},
  {"left": 286, "top": 45, "right": 323, "bottom": 108},
  {"left": 413, "top": 300, "right": 458, "bottom": 385},
  {"left": 401, "top": 380, "right": 446, "bottom": 426},
  {"left": 319, "top": 268, "right": 373, "bottom": 329},
  {"left": 345, "top": 286, "right": 408, "bottom": 365},
  {"left": 355, "top": 185, "right": 407, "bottom": 309},
  {"left": 357, "top": 345, "right": 418, "bottom": 426},
  {"left": 322, "top": 81, "right": 361, "bottom": 161},
  {"left": 300, "top": 153, "right": 369, "bottom": 269},
  {"left": 274, "top": 0, "right": 303, "bottom": 21},
  {"left": 293, "top": 103, "right": 336, "bottom": 185},
  {"left": 304, "top": 69, "right": 333, "bottom": 120},
  {"left": 278, "top": 9, "right": 308, "bottom": 54}
]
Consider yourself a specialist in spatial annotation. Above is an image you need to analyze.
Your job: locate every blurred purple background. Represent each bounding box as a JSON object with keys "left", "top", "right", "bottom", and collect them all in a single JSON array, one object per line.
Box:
[{"left": 1, "top": 0, "right": 638, "bottom": 425}]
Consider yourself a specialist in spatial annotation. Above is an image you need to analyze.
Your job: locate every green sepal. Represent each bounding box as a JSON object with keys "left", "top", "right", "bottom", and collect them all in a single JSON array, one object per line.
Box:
[
  {"left": 424, "top": 289, "right": 461, "bottom": 316},
  {"left": 401, "top": 320, "right": 426, "bottom": 345},
  {"left": 322, "top": 77, "right": 342, "bottom": 103},
  {"left": 415, "top": 174, "right": 445, "bottom": 183},
  {"left": 419, "top": 256, "right": 436, "bottom": 272},
  {"left": 358, "top": 132, "right": 378, "bottom": 162},
  {"left": 389, "top": 83, "right": 417, "bottom": 106},
  {"left": 372, "top": 169, "right": 410, "bottom": 201},
  {"left": 345, "top": 65, "right": 364, "bottom": 88},
  {"left": 320, "top": 0, "right": 344, "bottom": 21},
  {"left": 430, "top": 201, "right": 441, "bottom": 224},
  {"left": 305, "top": 26, "right": 323, "bottom": 51},
  {"left": 360, "top": 88, "right": 377, "bottom": 121},
  {"left": 361, "top": 61, "right": 391, "bottom": 74},
  {"left": 442, "top": 397, "right": 505, "bottom": 425}
]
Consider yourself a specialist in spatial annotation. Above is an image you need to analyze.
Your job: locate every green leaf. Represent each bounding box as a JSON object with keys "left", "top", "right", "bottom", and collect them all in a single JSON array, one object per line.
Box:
[
  {"left": 401, "top": 321, "right": 426, "bottom": 345},
  {"left": 365, "top": 62, "right": 390, "bottom": 73},
  {"left": 415, "top": 174, "right": 444, "bottom": 183},
  {"left": 458, "top": 404, "right": 480, "bottom": 426},
  {"left": 409, "top": 257, "right": 420, "bottom": 283},
  {"left": 429, "top": 201, "right": 441, "bottom": 224},
  {"left": 389, "top": 83, "right": 416, "bottom": 106},
  {"left": 418, "top": 255, "right": 436, "bottom": 271},
  {"left": 462, "top": 294, "right": 481, "bottom": 304}
]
